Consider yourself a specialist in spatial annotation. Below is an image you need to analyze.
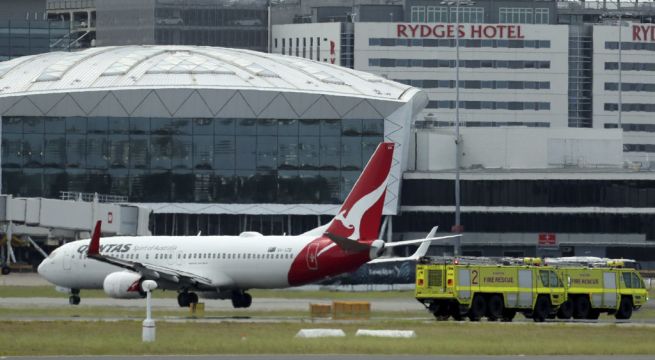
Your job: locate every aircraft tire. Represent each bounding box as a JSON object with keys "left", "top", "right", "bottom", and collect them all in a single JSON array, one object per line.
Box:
[
  {"left": 1, "top": 266, "right": 10, "bottom": 275},
  {"left": 189, "top": 292, "right": 199, "bottom": 304},
  {"left": 69, "top": 295, "right": 80, "bottom": 305},
  {"left": 242, "top": 293, "right": 252, "bottom": 308},
  {"left": 177, "top": 292, "right": 191, "bottom": 307}
]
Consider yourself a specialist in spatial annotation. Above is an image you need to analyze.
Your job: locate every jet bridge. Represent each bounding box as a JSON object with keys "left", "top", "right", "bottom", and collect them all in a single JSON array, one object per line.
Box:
[{"left": 0, "top": 193, "right": 151, "bottom": 274}]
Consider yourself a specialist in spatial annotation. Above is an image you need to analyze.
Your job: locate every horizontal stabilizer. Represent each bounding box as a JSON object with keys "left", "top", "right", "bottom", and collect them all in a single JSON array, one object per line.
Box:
[{"left": 324, "top": 232, "right": 371, "bottom": 252}]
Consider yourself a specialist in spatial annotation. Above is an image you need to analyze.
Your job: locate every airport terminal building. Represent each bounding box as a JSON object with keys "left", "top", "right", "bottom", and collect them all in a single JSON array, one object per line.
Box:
[
  {"left": 0, "top": 45, "right": 426, "bottom": 240},
  {"left": 270, "top": 3, "right": 655, "bottom": 265},
  {"left": 1, "top": 0, "right": 655, "bottom": 269}
]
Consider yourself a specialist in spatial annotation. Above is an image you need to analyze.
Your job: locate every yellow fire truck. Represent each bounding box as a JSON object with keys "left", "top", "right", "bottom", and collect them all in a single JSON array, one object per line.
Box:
[
  {"left": 544, "top": 257, "right": 648, "bottom": 320},
  {"left": 415, "top": 257, "right": 566, "bottom": 322}
]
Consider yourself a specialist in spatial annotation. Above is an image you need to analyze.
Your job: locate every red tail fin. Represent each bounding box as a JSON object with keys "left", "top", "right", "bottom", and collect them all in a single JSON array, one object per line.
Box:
[
  {"left": 325, "top": 142, "right": 394, "bottom": 241},
  {"left": 87, "top": 220, "right": 102, "bottom": 257}
]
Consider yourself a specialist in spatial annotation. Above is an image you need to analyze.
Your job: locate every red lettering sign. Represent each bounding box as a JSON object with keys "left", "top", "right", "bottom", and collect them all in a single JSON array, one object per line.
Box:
[
  {"left": 394, "top": 23, "right": 524, "bottom": 39},
  {"left": 538, "top": 233, "right": 556, "bottom": 247},
  {"left": 632, "top": 25, "right": 655, "bottom": 42}
]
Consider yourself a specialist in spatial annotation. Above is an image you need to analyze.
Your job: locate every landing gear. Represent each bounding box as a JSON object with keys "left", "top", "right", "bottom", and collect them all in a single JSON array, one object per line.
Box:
[
  {"left": 177, "top": 291, "right": 199, "bottom": 307},
  {"left": 69, "top": 288, "right": 81, "bottom": 305},
  {"left": 231, "top": 290, "right": 252, "bottom": 308},
  {"left": 1, "top": 266, "right": 10, "bottom": 275}
]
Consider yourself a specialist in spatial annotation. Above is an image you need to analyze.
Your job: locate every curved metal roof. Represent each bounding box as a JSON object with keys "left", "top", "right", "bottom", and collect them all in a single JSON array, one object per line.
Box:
[{"left": 0, "top": 45, "right": 415, "bottom": 102}]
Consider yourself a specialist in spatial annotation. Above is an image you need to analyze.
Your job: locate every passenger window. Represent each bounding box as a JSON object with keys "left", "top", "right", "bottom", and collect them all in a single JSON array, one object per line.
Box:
[
  {"left": 623, "top": 272, "right": 632, "bottom": 288},
  {"left": 632, "top": 273, "right": 643, "bottom": 289},
  {"left": 539, "top": 270, "right": 549, "bottom": 287}
]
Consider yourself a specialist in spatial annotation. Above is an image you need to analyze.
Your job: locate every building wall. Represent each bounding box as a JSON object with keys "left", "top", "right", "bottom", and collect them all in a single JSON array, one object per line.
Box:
[
  {"left": 411, "top": 127, "right": 623, "bottom": 171},
  {"left": 0, "top": 0, "right": 46, "bottom": 21},
  {"left": 405, "top": 0, "right": 557, "bottom": 25},
  {"left": 593, "top": 23, "right": 655, "bottom": 167},
  {"left": 354, "top": 22, "right": 569, "bottom": 128},
  {"left": 272, "top": 23, "right": 342, "bottom": 65},
  {"left": 96, "top": 0, "right": 155, "bottom": 46}
]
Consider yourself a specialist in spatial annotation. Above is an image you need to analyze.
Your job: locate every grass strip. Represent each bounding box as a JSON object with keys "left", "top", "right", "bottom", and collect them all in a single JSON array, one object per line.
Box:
[
  {"left": 2, "top": 320, "right": 655, "bottom": 356},
  {"left": 0, "top": 286, "right": 414, "bottom": 300}
]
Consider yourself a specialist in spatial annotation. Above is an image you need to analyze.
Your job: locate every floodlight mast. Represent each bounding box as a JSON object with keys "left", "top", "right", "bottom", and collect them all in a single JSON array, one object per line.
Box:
[{"left": 441, "top": 0, "right": 475, "bottom": 256}]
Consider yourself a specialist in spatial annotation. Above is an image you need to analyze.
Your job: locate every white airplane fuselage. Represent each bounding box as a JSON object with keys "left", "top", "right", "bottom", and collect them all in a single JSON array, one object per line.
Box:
[{"left": 38, "top": 233, "right": 366, "bottom": 291}]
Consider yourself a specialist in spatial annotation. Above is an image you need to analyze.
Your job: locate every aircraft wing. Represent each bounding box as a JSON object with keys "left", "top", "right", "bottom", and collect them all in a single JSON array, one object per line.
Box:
[{"left": 86, "top": 221, "right": 220, "bottom": 290}]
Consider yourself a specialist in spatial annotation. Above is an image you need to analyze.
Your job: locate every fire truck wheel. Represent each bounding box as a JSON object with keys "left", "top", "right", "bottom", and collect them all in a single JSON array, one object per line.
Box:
[
  {"left": 573, "top": 296, "right": 591, "bottom": 319},
  {"left": 533, "top": 296, "right": 551, "bottom": 322},
  {"left": 501, "top": 309, "right": 516, "bottom": 322},
  {"left": 557, "top": 300, "right": 573, "bottom": 319},
  {"left": 468, "top": 295, "right": 486, "bottom": 321},
  {"left": 486, "top": 294, "right": 504, "bottom": 321},
  {"left": 615, "top": 297, "right": 633, "bottom": 320},
  {"left": 586, "top": 308, "right": 601, "bottom": 320},
  {"left": 430, "top": 302, "right": 450, "bottom": 320}
]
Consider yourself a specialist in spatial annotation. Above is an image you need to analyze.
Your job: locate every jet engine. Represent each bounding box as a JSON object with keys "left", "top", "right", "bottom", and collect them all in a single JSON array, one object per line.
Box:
[
  {"left": 103, "top": 271, "right": 145, "bottom": 299},
  {"left": 368, "top": 239, "right": 386, "bottom": 260}
]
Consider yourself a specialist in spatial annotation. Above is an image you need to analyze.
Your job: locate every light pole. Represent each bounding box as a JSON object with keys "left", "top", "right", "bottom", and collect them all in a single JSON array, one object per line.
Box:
[
  {"left": 617, "top": 15, "right": 624, "bottom": 129},
  {"left": 601, "top": 13, "right": 628, "bottom": 130},
  {"left": 441, "top": 0, "right": 474, "bottom": 256}
]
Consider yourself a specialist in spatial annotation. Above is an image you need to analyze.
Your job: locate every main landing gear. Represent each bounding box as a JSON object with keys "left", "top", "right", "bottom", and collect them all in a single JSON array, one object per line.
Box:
[
  {"left": 231, "top": 290, "right": 252, "bottom": 308},
  {"left": 69, "top": 288, "right": 81, "bottom": 305},
  {"left": 177, "top": 291, "right": 199, "bottom": 307}
]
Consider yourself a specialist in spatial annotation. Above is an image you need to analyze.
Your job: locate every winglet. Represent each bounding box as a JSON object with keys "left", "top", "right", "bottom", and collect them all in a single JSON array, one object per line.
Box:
[{"left": 87, "top": 220, "right": 102, "bottom": 257}]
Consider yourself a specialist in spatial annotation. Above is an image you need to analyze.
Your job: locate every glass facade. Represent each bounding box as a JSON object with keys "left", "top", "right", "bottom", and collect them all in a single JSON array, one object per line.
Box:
[
  {"left": 402, "top": 179, "right": 655, "bottom": 208},
  {"left": 369, "top": 58, "right": 550, "bottom": 69},
  {"left": 153, "top": 0, "right": 268, "bottom": 52},
  {"left": 398, "top": 176, "right": 655, "bottom": 240},
  {"left": 1, "top": 116, "right": 383, "bottom": 203},
  {"left": 568, "top": 25, "right": 593, "bottom": 128},
  {"left": 395, "top": 211, "right": 655, "bottom": 241},
  {"left": 498, "top": 8, "right": 549, "bottom": 24},
  {"left": 427, "top": 100, "right": 550, "bottom": 111},
  {"left": 396, "top": 79, "right": 550, "bottom": 90},
  {"left": 369, "top": 38, "right": 551, "bottom": 49},
  {"left": 0, "top": 20, "right": 71, "bottom": 61}
]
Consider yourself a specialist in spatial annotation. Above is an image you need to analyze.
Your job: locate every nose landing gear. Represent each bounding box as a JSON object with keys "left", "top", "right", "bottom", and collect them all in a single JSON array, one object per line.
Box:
[{"left": 69, "top": 288, "right": 81, "bottom": 305}]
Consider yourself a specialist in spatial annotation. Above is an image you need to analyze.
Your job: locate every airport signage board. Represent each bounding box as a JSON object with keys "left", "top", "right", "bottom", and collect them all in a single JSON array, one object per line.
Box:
[
  {"left": 633, "top": 25, "right": 655, "bottom": 42},
  {"left": 396, "top": 23, "right": 525, "bottom": 39},
  {"left": 538, "top": 233, "right": 557, "bottom": 247}
]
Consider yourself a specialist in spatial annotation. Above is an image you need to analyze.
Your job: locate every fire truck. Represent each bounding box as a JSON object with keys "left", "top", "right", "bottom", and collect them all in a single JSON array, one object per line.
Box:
[
  {"left": 544, "top": 257, "right": 648, "bottom": 320},
  {"left": 415, "top": 257, "right": 566, "bottom": 322}
]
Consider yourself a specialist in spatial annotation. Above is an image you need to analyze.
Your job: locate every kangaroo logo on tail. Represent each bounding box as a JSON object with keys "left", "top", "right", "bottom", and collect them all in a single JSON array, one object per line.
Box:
[
  {"left": 332, "top": 179, "right": 388, "bottom": 241},
  {"left": 325, "top": 142, "right": 395, "bottom": 242}
]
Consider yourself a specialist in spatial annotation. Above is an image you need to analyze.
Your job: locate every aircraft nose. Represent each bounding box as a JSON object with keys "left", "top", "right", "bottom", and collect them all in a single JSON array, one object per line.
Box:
[{"left": 37, "top": 259, "right": 49, "bottom": 278}]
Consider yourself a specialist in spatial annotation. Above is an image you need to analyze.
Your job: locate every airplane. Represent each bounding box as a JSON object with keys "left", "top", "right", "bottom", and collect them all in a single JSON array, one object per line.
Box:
[{"left": 37, "top": 142, "right": 461, "bottom": 308}]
